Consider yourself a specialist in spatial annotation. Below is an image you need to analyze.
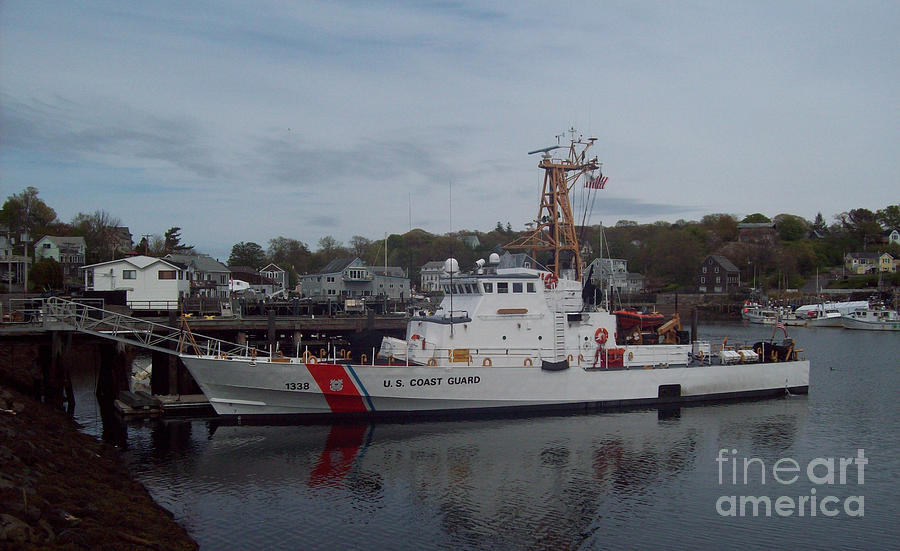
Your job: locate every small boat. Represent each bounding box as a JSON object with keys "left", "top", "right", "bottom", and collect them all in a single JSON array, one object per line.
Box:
[
  {"left": 741, "top": 304, "right": 777, "bottom": 325},
  {"left": 180, "top": 135, "right": 809, "bottom": 419},
  {"left": 840, "top": 304, "right": 900, "bottom": 331},
  {"left": 613, "top": 309, "right": 666, "bottom": 330},
  {"left": 742, "top": 303, "right": 805, "bottom": 326}
]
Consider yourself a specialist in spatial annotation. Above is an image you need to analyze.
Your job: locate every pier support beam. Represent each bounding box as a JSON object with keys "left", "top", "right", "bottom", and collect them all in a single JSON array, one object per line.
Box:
[
  {"left": 97, "top": 342, "right": 132, "bottom": 408},
  {"left": 691, "top": 307, "right": 698, "bottom": 343}
]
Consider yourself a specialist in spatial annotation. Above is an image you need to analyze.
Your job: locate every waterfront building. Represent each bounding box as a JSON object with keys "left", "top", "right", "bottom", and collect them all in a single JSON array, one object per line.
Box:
[
  {"left": 301, "top": 257, "right": 409, "bottom": 300},
  {"left": 33, "top": 236, "right": 86, "bottom": 281},
  {"left": 698, "top": 255, "right": 741, "bottom": 293},
  {"left": 165, "top": 254, "right": 231, "bottom": 297},
  {"left": 260, "top": 263, "right": 288, "bottom": 293},
  {"left": 82, "top": 255, "right": 189, "bottom": 309}
]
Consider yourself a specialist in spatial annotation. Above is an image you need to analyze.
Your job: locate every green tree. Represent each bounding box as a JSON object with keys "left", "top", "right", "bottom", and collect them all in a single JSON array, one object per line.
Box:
[
  {"left": 314, "top": 235, "right": 350, "bottom": 267},
  {"left": 701, "top": 214, "right": 738, "bottom": 243},
  {"left": 0, "top": 187, "right": 57, "bottom": 247},
  {"left": 774, "top": 214, "right": 807, "bottom": 241},
  {"left": 876, "top": 205, "right": 900, "bottom": 231},
  {"left": 267, "top": 237, "right": 313, "bottom": 284},
  {"left": 228, "top": 242, "right": 266, "bottom": 268},
  {"left": 839, "top": 208, "right": 882, "bottom": 249},
  {"left": 812, "top": 212, "right": 827, "bottom": 235},
  {"left": 71, "top": 210, "right": 124, "bottom": 262},
  {"left": 29, "top": 258, "right": 63, "bottom": 291},
  {"left": 163, "top": 227, "right": 193, "bottom": 254},
  {"left": 741, "top": 213, "right": 771, "bottom": 223}
]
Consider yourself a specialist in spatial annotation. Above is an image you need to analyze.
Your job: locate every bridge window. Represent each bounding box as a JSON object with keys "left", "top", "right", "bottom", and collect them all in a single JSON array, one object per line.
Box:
[
  {"left": 527, "top": 282, "right": 536, "bottom": 293},
  {"left": 512, "top": 282, "right": 523, "bottom": 293},
  {"left": 483, "top": 282, "right": 493, "bottom": 293},
  {"left": 497, "top": 282, "right": 509, "bottom": 293}
]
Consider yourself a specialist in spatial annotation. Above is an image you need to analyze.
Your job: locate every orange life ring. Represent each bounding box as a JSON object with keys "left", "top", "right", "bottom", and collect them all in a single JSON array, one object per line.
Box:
[
  {"left": 482, "top": 357, "right": 492, "bottom": 367},
  {"left": 543, "top": 273, "right": 558, "bottom": 289},
  {"left": 523, "top": 358, "right": 533, "bottom": 367},
  {"left": 594, "top": 327, "right": 609, "bottom": 345},
  {"left": 427, "top": 358, "right": 437, "bottom": 366}
]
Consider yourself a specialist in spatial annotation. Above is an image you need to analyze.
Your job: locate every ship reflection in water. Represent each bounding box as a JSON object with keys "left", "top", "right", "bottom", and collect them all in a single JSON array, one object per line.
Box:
[{"left": 123, "top": 399, "right": 806, "bottom": 551}]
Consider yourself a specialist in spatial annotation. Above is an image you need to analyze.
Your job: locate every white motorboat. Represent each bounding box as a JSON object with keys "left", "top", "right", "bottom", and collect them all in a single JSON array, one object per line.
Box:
[
  {"left": 180, "top": 136, "right": 810, "bottom": 419},
  {"left": 840, "top": 304, "right": 900, "bottom": 331}
]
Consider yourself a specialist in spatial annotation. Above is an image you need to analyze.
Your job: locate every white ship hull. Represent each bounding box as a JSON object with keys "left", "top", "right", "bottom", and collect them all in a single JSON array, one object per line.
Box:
[
  {"left": 181, "top": 356, "right": 809, "bottom": 418},
  {"left": 840, "top": 317, "right": 900, "bottom": 331}
]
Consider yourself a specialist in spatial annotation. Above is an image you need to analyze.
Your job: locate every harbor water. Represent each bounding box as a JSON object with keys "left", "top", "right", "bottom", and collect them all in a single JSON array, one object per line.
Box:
[{"left": 73, "top": 324, "right": 899, "bottom": 550}]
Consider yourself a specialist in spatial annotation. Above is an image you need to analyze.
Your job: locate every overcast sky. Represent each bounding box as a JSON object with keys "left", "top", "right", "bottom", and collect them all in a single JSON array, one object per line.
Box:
[{"left": 2, "top": 1, "right": 897, "bottom": 261}]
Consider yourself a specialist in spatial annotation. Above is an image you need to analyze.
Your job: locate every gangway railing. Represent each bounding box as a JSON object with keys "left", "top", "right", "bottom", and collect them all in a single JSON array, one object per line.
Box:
[{"left": 41, "top": 297, "right": 269, "bottom": 359}]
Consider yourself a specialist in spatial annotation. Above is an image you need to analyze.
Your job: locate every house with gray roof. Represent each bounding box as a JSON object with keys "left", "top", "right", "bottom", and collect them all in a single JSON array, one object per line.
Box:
[
  {"left": 165, "top": 253, "right": 231, "bottom": 297},
  {"left": 301, "top": 257, "right": 409, "bottom": 300},
  {"left": 698, "top": 255, "right": 741, "bottom": 293}
]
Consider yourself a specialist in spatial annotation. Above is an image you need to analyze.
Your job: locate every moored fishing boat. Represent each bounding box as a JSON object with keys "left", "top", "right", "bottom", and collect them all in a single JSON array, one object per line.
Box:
[
  {"left": 795, "top": 300, "right": 868, "bottom": 328},
  {"left": 180, "top": 135, "right": 809, "bottom": 419},
  {"left": 840, "top": 304, "right": 900, "bottom": 331}
]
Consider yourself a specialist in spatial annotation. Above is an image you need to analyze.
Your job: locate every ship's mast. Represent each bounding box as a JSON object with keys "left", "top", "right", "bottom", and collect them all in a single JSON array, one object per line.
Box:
[{"left": 505, "top": 131, "right": 600, "bottom": 281}]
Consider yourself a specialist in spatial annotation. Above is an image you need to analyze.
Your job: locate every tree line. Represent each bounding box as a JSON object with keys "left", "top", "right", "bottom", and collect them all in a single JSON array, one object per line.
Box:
[{"left": 3, "top": 186, "right": 898, "bottom": 292}]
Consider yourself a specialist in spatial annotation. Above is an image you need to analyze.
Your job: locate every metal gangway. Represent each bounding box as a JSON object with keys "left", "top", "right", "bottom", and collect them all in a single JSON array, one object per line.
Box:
[{"left": 40, "top": 297, "right": 269, "bottom": 359}]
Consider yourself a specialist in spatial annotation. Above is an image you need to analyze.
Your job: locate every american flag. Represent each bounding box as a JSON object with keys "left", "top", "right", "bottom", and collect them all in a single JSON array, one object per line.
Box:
[
  {"left": 585, "top": 174, "right": 608, "bottom": 189},
  {"left": 776, "top": 320, "right": 785, "bottom": 330}
]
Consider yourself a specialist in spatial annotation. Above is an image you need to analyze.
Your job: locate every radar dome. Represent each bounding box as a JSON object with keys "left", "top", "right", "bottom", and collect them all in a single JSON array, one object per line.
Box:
[
  {"left": 488, "top": 253, "right": 500, "bottom": 264},
  {"left": 443, "top": 258, "right": 460, "bottom": 274}
]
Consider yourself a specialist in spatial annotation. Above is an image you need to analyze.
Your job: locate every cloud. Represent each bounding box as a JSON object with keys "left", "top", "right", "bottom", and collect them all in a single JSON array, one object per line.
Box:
[{"left": 1, "top": 1, "right": 898, "bottom": 262}]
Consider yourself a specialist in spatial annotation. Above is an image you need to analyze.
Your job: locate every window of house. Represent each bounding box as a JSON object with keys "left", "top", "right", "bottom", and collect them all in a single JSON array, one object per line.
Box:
[
  {"left": 497, "top": 282, "right": 509, "bottom": 293},
  {"left": 702, "top": 267, "right": 707, "bottom": 273},
  {"left": 177, "top": 271, "right": 183, "bottom": 280},
  {"left": 158, "top": 270, "right": 176, "bottom": 280},
  {"left": 701, "top": 276, "right": 706, "bottom": 283},
  {"left": 714, "top": 267, "right": 719, "bottom": 273},
  {"left": 512, "top": 282, "right": 523, "bottom": 293},
  {"left": 483, "top": 282, "right": 493, "bottom": 293},
  {"left": 123, "top": 270, "right": 136, "bottom": 280}
]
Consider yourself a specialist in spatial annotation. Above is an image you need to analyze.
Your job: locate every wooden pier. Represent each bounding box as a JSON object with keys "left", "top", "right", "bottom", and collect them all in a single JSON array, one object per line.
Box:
[{"left": 1, "top": 297, "right": 407, "bottom": 418}]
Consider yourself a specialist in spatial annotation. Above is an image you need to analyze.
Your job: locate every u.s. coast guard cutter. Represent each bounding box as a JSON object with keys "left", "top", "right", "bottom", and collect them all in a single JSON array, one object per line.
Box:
[{"left": 181, "top": 136, "right": 809, "bottom": 419}]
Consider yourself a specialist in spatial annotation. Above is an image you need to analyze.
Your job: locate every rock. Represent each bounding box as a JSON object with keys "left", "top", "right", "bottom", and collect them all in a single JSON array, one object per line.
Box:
[{"left": 0, "top": 513, "right": 35, "bottom": 543}]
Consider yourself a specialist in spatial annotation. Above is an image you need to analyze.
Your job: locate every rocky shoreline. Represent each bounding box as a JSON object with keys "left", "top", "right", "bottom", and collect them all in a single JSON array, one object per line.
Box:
[{"left": 0, "top": 382, "right": 198, "bottom": 550}]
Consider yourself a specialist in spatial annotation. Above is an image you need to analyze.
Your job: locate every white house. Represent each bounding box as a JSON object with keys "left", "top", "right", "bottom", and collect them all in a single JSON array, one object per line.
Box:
[
  {"left": 420, "top": 260, "right": 447, "bottom": 292},
  {"left": 34, "top": 235, "right": 86, "bottom": 279},
  {"left": 260, "top": 263, "right": 288, "bottom": 293},
  {"left": 886, "top": 229, "right": 900, "bottom": 247},
  {"left": 82, "top": 255, "right": 190, "bottom": 309}
]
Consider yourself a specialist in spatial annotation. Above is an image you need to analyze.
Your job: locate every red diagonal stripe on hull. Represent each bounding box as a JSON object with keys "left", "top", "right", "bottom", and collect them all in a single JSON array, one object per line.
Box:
[{"left": 307, "top": 363, "right": 367, "bottom": 413}]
